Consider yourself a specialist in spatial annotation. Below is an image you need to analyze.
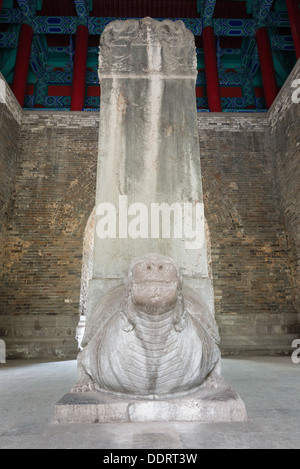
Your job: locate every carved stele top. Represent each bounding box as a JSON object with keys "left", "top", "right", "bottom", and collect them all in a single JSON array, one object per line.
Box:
[{"left": 98, "top": 17, "right": 197, "bottom": 79}]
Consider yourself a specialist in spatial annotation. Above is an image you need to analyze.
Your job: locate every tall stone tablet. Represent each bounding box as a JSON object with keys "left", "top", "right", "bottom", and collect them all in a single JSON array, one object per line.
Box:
[
  {"left": 55, "top": 18, "right": 247, "bottom": 423},
  {"left": 87, "top": 17, "right": 212, "bottom": 318}
]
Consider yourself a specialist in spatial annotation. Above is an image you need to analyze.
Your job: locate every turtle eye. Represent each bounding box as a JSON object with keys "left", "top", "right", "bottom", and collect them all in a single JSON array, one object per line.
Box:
[
  {"left": 159, "top": 265, "right": 163, "bottom": 271},
  {"left": 147, "top": 265, "right": 151, "bottom": 271}
]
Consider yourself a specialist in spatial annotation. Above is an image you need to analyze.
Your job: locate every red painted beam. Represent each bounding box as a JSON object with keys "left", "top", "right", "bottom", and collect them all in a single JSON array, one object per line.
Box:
[
  {"left": 0, "top": 0, "right": 3, "bottom": 15},
  {"left": 256, "top": 27, "right": 278, "bottom": 109},
  {"left": 220, "top": 87, "right": 242, "bottom": 98},
  {"left": 71, "top": 24, "right": 88, "bottom": 111},
  {"left": 202, "top": 26, "right": 222, "bottom": 112},
  {"left": 196, "top": 87, "right": 204, "bottom": 97},
  {"left": 254, "top": 87, "right": 264, "bottom": 97},
  {"left": 48, "top": 85, "right": 72, "bottom": 96},
  {"left": 12, "top": 23, "right": 33, "bottom": 107},
  {"left": 286, "top": 0, "right": 300, "bottom": 59},
  {"left": 26, "top": 84, "right": 35, "bottom": 95},
  {"left": 87, "top": 85, "right": 101, "bottom": 97}
]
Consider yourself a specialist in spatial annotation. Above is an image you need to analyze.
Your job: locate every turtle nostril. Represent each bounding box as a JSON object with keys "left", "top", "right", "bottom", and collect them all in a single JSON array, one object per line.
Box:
[
  {"left": 147, "top": 265, "right": 151, "bottom": 270},
  {"left": 159, "top": 265, "right": 163, "bottom": 271}
]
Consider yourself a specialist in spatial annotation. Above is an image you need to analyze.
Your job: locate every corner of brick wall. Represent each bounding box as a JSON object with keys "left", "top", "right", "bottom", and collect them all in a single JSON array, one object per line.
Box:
[{"left": 268, "top": 59, "right": 300, "bottom": 314}]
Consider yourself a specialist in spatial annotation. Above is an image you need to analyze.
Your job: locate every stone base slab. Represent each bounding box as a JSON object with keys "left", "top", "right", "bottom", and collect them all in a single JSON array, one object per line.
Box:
[{"left": 54, "top": 381, "right": 247, "bottom": 423}]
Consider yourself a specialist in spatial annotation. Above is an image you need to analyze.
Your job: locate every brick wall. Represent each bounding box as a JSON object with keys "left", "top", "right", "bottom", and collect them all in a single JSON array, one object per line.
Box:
[
  {"left": 0, "top": 111, "right": 98, "bottom": 358},
  {"left": 0, "top": 74, "right": 22, "bottom": 261},
  {"left": 269, "top": 60, "right": 300, "bottom": 315},
  {"left": 198, "top": 113, "right": 298, "bottom": 353},
  {"left": 0, "top": 62, "right": 299, "bottom": 358},
  {"left": 0, "top": 75, "right": 22, "bottom": 357}
]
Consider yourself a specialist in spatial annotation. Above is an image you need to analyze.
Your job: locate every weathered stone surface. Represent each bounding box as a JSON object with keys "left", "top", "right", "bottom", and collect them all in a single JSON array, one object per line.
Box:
[
  {"left": 99, "top": 17, "right": 197, "bottom": 78},
  {"left": 65, "top": 253, "right": 247, "bottom": 423},
  {"left": 72, "top": 254, "right": 221, "bottom": 397},
  {"left": 64, "top": 19, "right": 248, "bottom": 422},
  {"left": 55, "top": 376, "right": 248, "bottom": 423},
  {"left": 91, "top": 17, "right": 209, "bottom": 319}
]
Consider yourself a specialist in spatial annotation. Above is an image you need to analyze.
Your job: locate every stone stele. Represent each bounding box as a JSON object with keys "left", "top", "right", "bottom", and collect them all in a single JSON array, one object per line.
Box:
[
  {"left": 55, "top": 18, "right": 247, "bottom": 423},
  {"left": 55, "top": 254, "right": 247, "bottom": 423},
  {"left": 86, "top": 16, "right": 213, "bottom": 320}
]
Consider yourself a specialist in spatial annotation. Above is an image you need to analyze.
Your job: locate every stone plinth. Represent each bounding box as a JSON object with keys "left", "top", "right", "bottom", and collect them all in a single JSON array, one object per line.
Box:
[{"left": 55, "top": 377, "right": 247, "bottom": 424}]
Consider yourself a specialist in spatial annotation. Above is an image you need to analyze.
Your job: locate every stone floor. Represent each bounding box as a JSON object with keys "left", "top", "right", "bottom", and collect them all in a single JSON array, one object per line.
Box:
[{"left": 0, "top": 356, "right": 299, "bottom": 449}]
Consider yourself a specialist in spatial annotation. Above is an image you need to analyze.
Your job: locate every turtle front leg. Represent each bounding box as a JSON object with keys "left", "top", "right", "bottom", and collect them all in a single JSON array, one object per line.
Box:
[{"left": 71, "top": 349, "right": 98, "bottom": 393}]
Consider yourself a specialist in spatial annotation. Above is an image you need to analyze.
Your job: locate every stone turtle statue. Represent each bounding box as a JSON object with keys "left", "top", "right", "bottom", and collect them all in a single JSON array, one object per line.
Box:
[{"left": 72, "top": 253, "right": 221, "bottom": 398}]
